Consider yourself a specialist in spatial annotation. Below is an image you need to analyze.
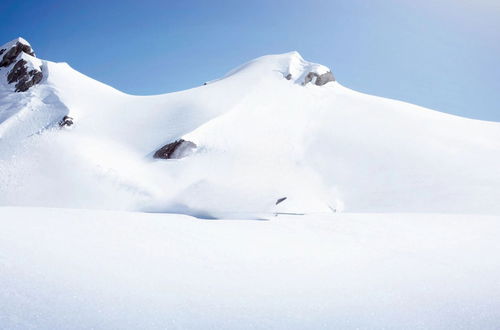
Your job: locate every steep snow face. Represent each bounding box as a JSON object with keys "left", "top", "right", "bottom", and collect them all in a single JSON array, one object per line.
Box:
[{"left": 0, "top": 40, "right": 500, "bottom": 216}]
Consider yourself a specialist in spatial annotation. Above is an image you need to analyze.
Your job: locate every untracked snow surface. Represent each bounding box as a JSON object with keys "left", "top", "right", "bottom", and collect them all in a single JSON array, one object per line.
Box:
[
  {"left": 1, "top": 207, "right": 500, "bottom": 329},
  {"left": 1, "top": 38, "right": 500, "bottom": 329}
]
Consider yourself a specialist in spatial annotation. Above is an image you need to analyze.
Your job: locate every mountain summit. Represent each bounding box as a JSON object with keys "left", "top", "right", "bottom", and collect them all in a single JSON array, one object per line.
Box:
[
  {"left": 1, "top": 38, "right": 500, "bottom": 217},
  {"left": 0, "top": 38, "right": 43, "bottom": 92}
]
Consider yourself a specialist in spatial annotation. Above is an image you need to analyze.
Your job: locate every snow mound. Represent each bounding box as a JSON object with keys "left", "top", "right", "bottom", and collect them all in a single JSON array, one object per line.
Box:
[{"left": 217, "top": 51, "right": 334, "bottom": 86}]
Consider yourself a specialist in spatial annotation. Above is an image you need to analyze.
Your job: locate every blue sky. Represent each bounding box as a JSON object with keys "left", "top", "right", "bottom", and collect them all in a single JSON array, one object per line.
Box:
[{"left": 1, "top": 0, "right": 499, "bottom": 120}]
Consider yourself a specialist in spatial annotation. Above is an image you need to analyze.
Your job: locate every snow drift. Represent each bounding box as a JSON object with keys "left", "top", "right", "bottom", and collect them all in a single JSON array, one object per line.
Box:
[{"left": 1, "top": 38, "right": 500, "bottom": 217}]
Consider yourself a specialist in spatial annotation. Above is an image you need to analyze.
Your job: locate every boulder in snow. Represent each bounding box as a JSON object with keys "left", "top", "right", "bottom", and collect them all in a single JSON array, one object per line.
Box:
[
  {"left": 59, "top": 116, "right": 74, "bottom": 127},
  {"left": 303, "top": 71, "right": 335, "bottom": 86},
  {"left": 153, "top": 139, "right": 197, "bottom": 159},
  {"left": 276, "top": 197, "right": 287, "bottom": 205}
]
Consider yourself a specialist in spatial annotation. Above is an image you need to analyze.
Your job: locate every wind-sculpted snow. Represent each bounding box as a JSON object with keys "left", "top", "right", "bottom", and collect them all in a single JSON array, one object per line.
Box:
[{"left": 1, "top": 38, "right": 500, "bottom": 216}]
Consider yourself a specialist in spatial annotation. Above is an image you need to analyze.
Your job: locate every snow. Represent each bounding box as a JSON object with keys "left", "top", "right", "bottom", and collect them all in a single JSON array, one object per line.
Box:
[
  {"left": 0, "top": 38, "right": 48, "bottom": 139},
  {"left": 1, "top": 48, "right": 500, "bottom": 216},
  {"left": 1, "top": 207, "right": 499, "bottom": 329},
  {"left": 1, "top": 38, "right": 500, "bottom": 328},
  {"left": 0, "top": 37, "right": 31, "bottom": 52},
  {"left": 0, "top": 39, "right": 41, "bottom": 92}
]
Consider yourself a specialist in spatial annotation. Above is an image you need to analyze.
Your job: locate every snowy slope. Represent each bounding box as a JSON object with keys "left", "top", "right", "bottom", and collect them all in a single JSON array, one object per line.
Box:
[
  {"left": 1, "top": 38, "right": 500, "bottom": 216},
  {"left": 1, "top": 38, "right": 500, "bottom": 329},
  {"left": 1, "top": 207, "right": 500, "bottom": 329}
]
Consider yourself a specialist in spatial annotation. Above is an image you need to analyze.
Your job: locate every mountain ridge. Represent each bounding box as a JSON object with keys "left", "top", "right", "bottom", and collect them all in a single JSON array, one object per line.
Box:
[{"left": 0, "top": 37, "right": 499, "bottom": 217}]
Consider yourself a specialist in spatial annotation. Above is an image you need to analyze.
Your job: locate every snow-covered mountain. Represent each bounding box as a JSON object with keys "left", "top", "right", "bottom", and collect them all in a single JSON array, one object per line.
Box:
[
  {"left": 1, "top": 37, "right": 500, "bottom": 217},
  {"left": 2, "top": 38, "right": 500, "bottom": 329}
]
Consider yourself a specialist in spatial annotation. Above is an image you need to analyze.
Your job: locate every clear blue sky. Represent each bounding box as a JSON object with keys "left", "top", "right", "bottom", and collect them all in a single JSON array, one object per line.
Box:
[{"left": 1, "top": 0, "right": 499, "bottom": 120}]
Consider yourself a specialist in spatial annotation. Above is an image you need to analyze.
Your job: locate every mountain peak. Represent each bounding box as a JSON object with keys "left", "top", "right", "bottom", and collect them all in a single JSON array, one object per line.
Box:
[
  {"left": 0, "top": 37, "right": 42, "bottom": 92},
  {"left": 3, "top": 37, "right": 32, "bottom": 47},
  {"left": 283, "top": 51, "right": 335, "bottom": 86},
  {"left": 0, "top": 37, "right": 35, "bottom": 61},
  {"left": 217, "top": 51, "right": 335, "bottom": 87}
]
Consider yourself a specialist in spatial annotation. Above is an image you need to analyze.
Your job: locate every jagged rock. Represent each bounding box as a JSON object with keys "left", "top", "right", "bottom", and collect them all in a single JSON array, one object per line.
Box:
[
  {"left": 6, "top": 59, "right": 27, "bottom": 83},
  {"left": 6, "top": 59, "right": 43, "bottom": 92},
  {"left": 0, "top": 41, "right": 35, "bottom": 67},
  {"left": 0, "top": 39, "right": 43, "bottom": 92},
  {"left": 153, "top": 139, "right": 197, "bottom": 159},
  {"left": 303, "top": 71, "right": 335, "bottom": 86}
]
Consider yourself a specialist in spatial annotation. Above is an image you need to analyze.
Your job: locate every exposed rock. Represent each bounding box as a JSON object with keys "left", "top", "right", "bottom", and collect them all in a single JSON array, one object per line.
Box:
[
  {"left": 276, "top": 197, "right": 287, "bottom": 205},
  {"left": 303, "top": 71, "right": 335, "bottom": 86},
  {"left": 6, "top": 59, "right": 27, "bottom": 83},
  {"left": 284, "top": 52, "right": 335, "bottom": 86},
  {"left": 0, "top": 41, "right": 35, "bottom": 67},
  {"left": 59, "top": 116, "right": 74, "bottom": 127},
  {"left": 0, "top": 39, "right": 43, "bottom": 92},
  {"left": 6, "top": 59, "right": 43, "bottom": 92},
  {"left": 153, "top": 139, "right": 197, "bottom": 159}
]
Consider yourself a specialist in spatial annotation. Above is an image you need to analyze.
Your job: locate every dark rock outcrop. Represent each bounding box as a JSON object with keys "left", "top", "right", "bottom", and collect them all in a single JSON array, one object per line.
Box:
[
  {"left": 0, "top": 41, "right": 35, "bottom": 67},
  {"left": 303, "top": 71, "right": 335, "bottom": 86},
  {"left": 153, "top": 139, "right": 197, "bottom": 159},
  {"left": 1, "top": 39, "right": 43, "bottom": 92},
  {"left": 59, "top": 116, "right": 74, "bottom": 127},
  {"left": 276, "top": 197, "right": 287, "bottom": 205},
  {"left": 6, "top": 59, "right": 43, "bottom": 92}
]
